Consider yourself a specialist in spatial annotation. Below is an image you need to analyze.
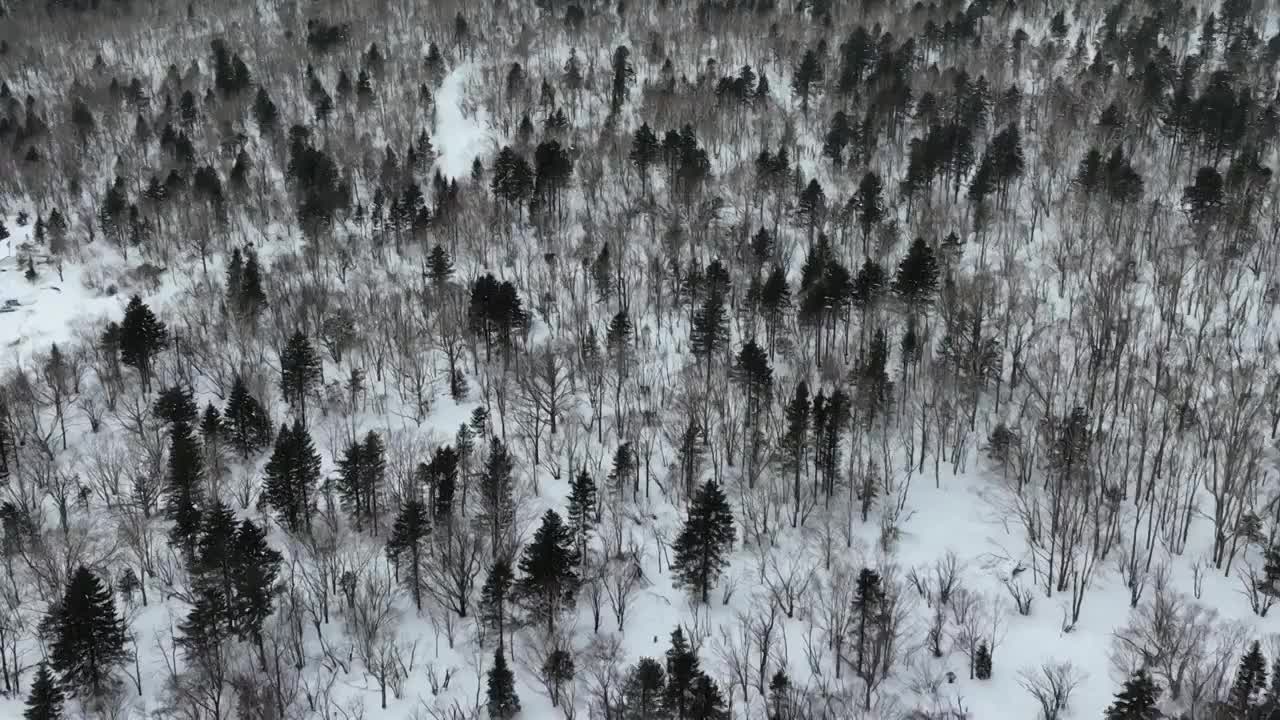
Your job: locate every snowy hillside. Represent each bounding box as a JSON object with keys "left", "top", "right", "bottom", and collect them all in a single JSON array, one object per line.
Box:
[{"left": 0, "top": 0, "right": 1278, "bottom": 719}]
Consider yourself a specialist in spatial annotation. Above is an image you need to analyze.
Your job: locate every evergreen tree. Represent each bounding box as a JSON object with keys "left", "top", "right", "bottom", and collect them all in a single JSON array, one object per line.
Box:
[
  {"left": 690, "top": 292, "right": 729, "bottom": 381},
  {"left": 428, "top": 445, "right": 460, "bottom": 519},
  {"left": 1229, "top": 641, "right": 1268, "bottom": 716},
  {"left": 50, "top": 567, "right": 129, "bottom": 697},
  {"left": 230, "top": 518, "right": 282, "bottom": 647},
  {"left": 663, "top": 628, "right": 702, "bottom": 719},
  {"left": 630, "top": 122, "right": 661, "bottom": 194},
  {"left": 279, "top": 331, "right": 322, "bottom": 421},
  {"left": 477, "top": 438, "right": 517, "bottom": 558},
  {"left": 24, "top": 663, "right": 64, "bottom": 720},
  {"left": 337, "top": 431, "right": 386, "bottom": 533},
  {"left": 855, "top": 171, "right": 884, "bottom": 252},
  {"left": 851, "top": 567, "right": 884, "bottom": 676},
  {"left": 542, "top": 647, "right": 575, "bottom": 707},
  {"left": 796, "top": 179, "right": 826, "bottom": 244},
  {"left": 791, "top": 48, "right": 825, "bottom": 115},
  {"left": 609, "top": 45, "right": 636, "bottom": 114},
  {"left": 671, "top": 480, "right": 736, "bottom": 603},
  {"left": 1104, "top": 669, "right": 1162, "bottom": 720},
  {"left": 386, "top": 498, "right": 430, "bottom": 611},
  {"left": 486, "top": 649, "right": 520, "bottom": 720},
  {"left": 237, "top": 248, "right": 267, "bottom": 321},
  {"left": 688, "top": 675, "right": 730, "bottom": 720},
  {"left": 768, "top": 670, "right": 794, "bottom": 720},
  {"left": 516, "top": 510, "right": 580, "bottom": 635},
  {"left": 118, "top": 295, "right": 168, "bottom": 392},
  {"left": 782, "top": 381, "right": 811, "bottom": 528},
  {"left": 427, "top": 244, "right": 454, "bottom": 286},
  {"left": 893, "top": 238, "right": 940, "bottom": 316},
  {"left": 622, "top": 657, "right": 665, "bottom": 720},
  {"left": 479, "top": 557, "right": 514, "bottom": 653},
  {"left": 160, "top": 389, "right": 204, "bottom": 552},
  {"left": 261, "top": 420, "right": 320, "bottom": 533},
  {"left": 974, "top": 641, "right": 992, "bottom": 679},
  {"left": 223, "top": 375, "right": 272, "bottom": 458},
  {"left": 566, "top": 469, "right": 597, "bottom": 562}
]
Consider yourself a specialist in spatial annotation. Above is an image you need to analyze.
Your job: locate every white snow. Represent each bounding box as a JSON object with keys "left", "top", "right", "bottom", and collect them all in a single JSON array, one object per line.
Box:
[{"left": 433, "top": 63, "right": 492, "bottom": 180}]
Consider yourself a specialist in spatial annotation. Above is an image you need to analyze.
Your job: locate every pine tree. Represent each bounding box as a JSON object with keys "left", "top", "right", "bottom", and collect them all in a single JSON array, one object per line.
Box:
[
  {"left": 230, "top": 518, "right": 282, "bottom": 647},
  {"left": 1229, "top": 641, "right": 1268, "bottom": 716},
  {"left": 542, "top": 647, "right": 575, "bottom": 707},
  {"left": 427, "top": 244, "right": 454, "bottom": 286},
  {"left": 24, "top": 662, "right": 64, "bottom": 720},
  {"left": 893, "top": 237, "right": 940, "bottom": 317},
  {"left": 690, "top": 292, "right": 729, "bottom": 382},
  {"left": 337, "top": 431, "right": 386, "bottom": 533},
  {"left": 782, "top": 381, "right": 811, "bottom": 528},
  {"left": 224, "top": 247, "right": 244, "bottom": 312},
  {"left": 671, "top": 480, "right": 736, "bottom": 603},
  {"left": 477, "top": 439, "right": 517, "bottom": 559},
  {"left": 429, "top": 445, "right": 460, "bottom": 519},
  {"left": 791, "top": 48, "right": 825, "bottom": 115},
  {"left": 1104, "top": 669, "right": 1162, "bottom": 720},
  {"left": 479, "top": 557, "right": 514, "bottom": 653},
  {"left": 237, "top": 248, "right": 267, "bottom": 321},
  {"left": 622, "top": 657, "right": 665, "bottom": 720},
  {"left": 486, "top": 649, "right": 520, "bottom": 720},
  {"left": 768, "top": 670, "right": 793, "bottom": 720},
  {"left": 118, "top": 295, "right": 168, "bottom": 392},
  {"left": 516, "top": 510, "right": 580, "bottom": 635},
  {"left": 663, "top": 627, "right": 702, "bottom": 719},
  {"left": 852, "top": 567, "right": 884, "bottom": 676},
  {"left": 688, "top": 675, "right": 730, "bottom": 720},
  {"left": 566, "top": 469, "right": 597, "bottom": 562},
  {"left": 223, "top": 375, "right": 272, "bottom": 458},
  {"left": 855, "top": 171, "right": 884, "bottom": 252},
  {"left": 161, "top": 393, "right": 205, "bottom": 553},
  {"left": 387, "top": 498, "right": 430, "bottom": 610},
  {"left": 974, "top": 641, "right": 992, "bottom": 679},
  {"left": 50, "top": 567, "right": 129, "bottom": 697},
  {"left": 279, "top": 331, "right": 321, "bottom": 421},
  {"left": 261, "top": 420, "right": 320, "bottom": 533}
]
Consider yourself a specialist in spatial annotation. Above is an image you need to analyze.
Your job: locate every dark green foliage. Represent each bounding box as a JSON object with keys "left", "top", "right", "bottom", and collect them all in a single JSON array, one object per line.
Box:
[
  {"left": 1229, "top": 641, "right": 1268, "bottom": 716},
  {"left": 280, "top": 331, "right": 322, "bottom": 420},
  {"left": 852, "top": 567, "right": 884, "bottom": 676},
  {"left": 24, "top": 663, "right": 63, "bottom": 720},
  {"left": 792, "top": 48, "right": 824, "bottom": 115},
  {"left": 975, "top": 641, "right": 992, "bottom": 679},
  {"left": 1182, "top": 166, "right": 1225, "bottom": 224},
  {"left": 337, "top": 431, "right": 386, "bottom": 533},
  {"left": 566, "top": 469, "right": 597, "bottom": 561},
  {"left": 261, "top": 420, "right": 320, "bottom": 533},
  {"left": 479, "top": 557, "right": 514, "bottom": 651},
  {"left": 516, "top": 510, "right": 579, "bottom": 634},
  {"left": 610, "top": 45, "right": 635, "bottom": 114},
  {"left": 893, "top": 238, "right": 940, "bottom": 315},
  {"left": 118, "top": 295, "right": 168, "bottom": 392},
  {"left": 428, "top": 445, "right": 460, "bottom": 519},
  {"left": 541, "top": 647, "right": 574, "bottom": 707},
  {"left": 50, "top": 567, "right": 129, "bottom": 697},
  {"left": 469, "top": 274, "right": 528, "bottom": 363},
  {"left": 1104, "top": 669, "right": 1162, "bottom": 720},
  {"left": 387, "top": 498, "right": 430, "bottom": 610},
  {"left": 486, "top": 649, "right": 520, "bottom": 720},
  {"left": 671, "top": 480, "right": 736, "bottom": 603},
  {"left": 622, "top": 657, "right": 665, "bottom": 719},
  {"left": 427, "top": 244, "right": 454, "bottom": 286},
  {"left": 477, "top": 438, "right": 517, "bottom": 557},
  {"left": 223, "top": 376, "right": 272, "bottom": 458}
]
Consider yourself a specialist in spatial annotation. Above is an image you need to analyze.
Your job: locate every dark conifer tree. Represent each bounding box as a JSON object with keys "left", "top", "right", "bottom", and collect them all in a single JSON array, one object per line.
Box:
[
  {"left": 663, "top": 627, "right": 702, "bottom": 719},
  {"left": 796, "top": 179, "right": 826, "bottom": 244},
  {"left": 893, "top": 238, "right": 940, "bottom": 317},
  {"left": 118, "top": 295, "right": 168, "bottom": 392},
  {"left": 630, "top": 122, "right": 661, "bottom": 194},
  {"left": 851, "top": 567, "right": 884, "bottom": 675},
  {"left": 479, "top": 557, "right": 514, "bottom": 653},
  {"left": 782, "top": 381, "right": 811, "bottom": 528},
  {"left": 477, "top": 438, "right": 516, "bottom": 558},
  {"left": 279, "top": 331, "right": 322, "bottom": 421},
  {"left": 855, "top": 171, "right": 884, "bottom": 253},
  {"left": 237, "top": 248, "right": 267, "bottom": 322},
  {"left": 387, "top": 497, "right": 430, "bottom": 610},
  {"left": 610, "top": 45, "right": 636, "bottom": 114},
  {"left": 542, "top": 647, "right": 575, "bottom": 707},
  {"left": 261, "top": 420, "right": 320, "bottom": 533},
  {"left": 50, "top": 567, "right": 129, "bottom": 697},
  {"left": 337, "top": 431, "right": 386, "bottom": 533},
  {"left": 622, "top": 657, "right": 665, "bottom": 719},
  {"left": 566, "top": 469, "right": 597, "bottom": 562},
  {"left": 24, "top": 662, "right": 63, "bottom": 720},
  {"left": 688, "top": 675, "right": 730, "bottom": 720},
  {"left": 428, "top": 445, "right": 460, "bottom": 519},
  {"left": 223, "top": 375, "right": 272, "bottom": 458},
  {"left": 486, "top": 649, "right": 520, "bottom": 720},
  {"left": 516, "top": 510, "right": 580, "bottom": 635},
  {"left": 427, "top": 244, "right": 454, "bottom": 287},
  {"left": 1229, "top": 641, "right": 1268, "bottom": 716},
  {"left": 1104, "top": 669, "right": 1162, "bottom": 720},
  {"left": 671, "top": 480, "right": 736, "bottom": 603},
  {"left": 974, "top": 641, "right": 992, "bottom": 679},
  {"left": 159, "top": 387, "right": 204, "bottom": 552},
  {"left": 792, "top": 48, "right": 825, "bottom": 115}
]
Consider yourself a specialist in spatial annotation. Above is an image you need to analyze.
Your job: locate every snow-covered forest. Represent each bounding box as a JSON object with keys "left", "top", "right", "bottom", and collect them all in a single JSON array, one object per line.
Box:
[{"left": 0, "top": 0, "right": 1279, "bottom": 718}]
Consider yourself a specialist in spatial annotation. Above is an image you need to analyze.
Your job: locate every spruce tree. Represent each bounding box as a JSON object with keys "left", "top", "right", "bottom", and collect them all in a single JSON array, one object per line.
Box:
[
  {"left": 688, "top": 675, "right": 730, "bottom": 720},
  {"left": 893, "top": 237, "right": 940, "bottom": 317},
  {"left": 429, "top": 445, "right": 460, "bottom": 519},
  {"left": 516, "top": 510, "right": 580, "bottom": 635},
  {"left": 387, "top": 498, "right": 430, "bottom": 611},
  {"left": 223, "top": 375, "right": 272, "bottom": 458},
  {"left": 542, "top": 647, "right": 575, "bottom": 707},
  {"left": 1229, "top": 640, "right": 1268, "bottom": 716},
  {"left": 476, "top": 438, "right": 516, "bottom": 559},
  {"left": 671, "top": 480, "right": 736, "bottom": 604},
  {"left": 486, "top": 649, "right": 520, "bottom": 720},
  {"left": 566, "top": 469, "right": 597, "bottom": 562},
  {"left": 230, "top": 518, "right": 282, "bottom": 647},
  {"left": 279, "top": 331, "right": 321, "bottom": 421},
  {"left": 663, "top": 627, "right": 702, "bottom": 719},
  {"left": 118, "top": 295, "right": 168, "bottom": 392},
  {"left": 24, "top": 662, "right": 64, "bottom": 720},
  {"left": 427, "top": 244, "right": 454, "bottom": 286},
  {"left": 852, "top": 567, "right": 884, "bottom": 676},
  {"left": 974, "top": 641, "right": 992, "bottom": 679},
  {"left": 50, "top": 567, "right": 129, "bottom": 697},
  {"left": 1104, "top": 669, "right": 1162, "bottom": 720},
  {"left": 337, "top": 431, "right": 386, "bottom": 533},
  {"left": 237, "top": 248, "right": 267, "bottom": 321},
  {"left": 782, "top": 381, "right": 811, "bottom": 528},
  {"left": 791, "top": 48, "right": 825, "bottom": 115},
  {"left": 480, "top": 557, "right": 514, "bottom": 653},
  {"left": 261, "top": 420, "right": 320, "bottom": 533},
  {"left": 622, "top": 658, "right": 665, "bottom": 720}
]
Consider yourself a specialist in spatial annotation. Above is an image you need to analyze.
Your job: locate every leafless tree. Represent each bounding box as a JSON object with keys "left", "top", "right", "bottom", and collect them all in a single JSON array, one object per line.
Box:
[{"left": 1017, "top": 661, "right": 1084, "bottom": 720}]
